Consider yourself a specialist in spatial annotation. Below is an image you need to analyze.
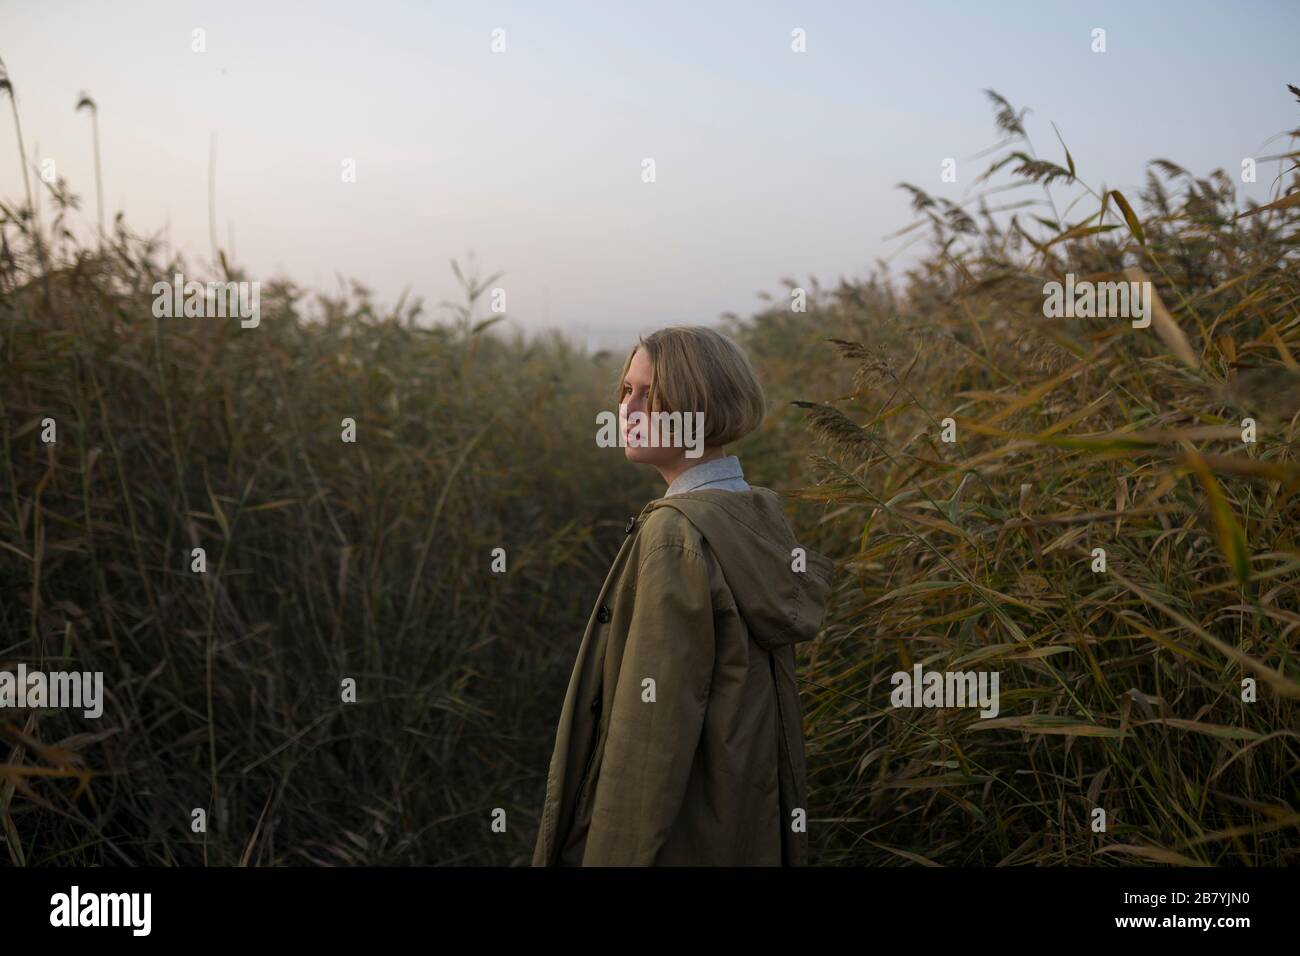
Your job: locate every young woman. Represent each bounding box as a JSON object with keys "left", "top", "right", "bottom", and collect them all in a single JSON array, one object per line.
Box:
[{"left": 532, "top": 326, "right": 836, "bottom": 866}]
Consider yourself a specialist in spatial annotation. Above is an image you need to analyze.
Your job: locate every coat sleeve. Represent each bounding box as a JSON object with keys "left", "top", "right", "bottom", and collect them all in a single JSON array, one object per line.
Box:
[{"left": 581, "top": 543, "right": 716, "bottom": 865}]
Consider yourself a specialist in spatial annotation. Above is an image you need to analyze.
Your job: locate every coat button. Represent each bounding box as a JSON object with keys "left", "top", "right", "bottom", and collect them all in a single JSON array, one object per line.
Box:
[
  {"left": 625, "top": 516, "right": 636, "bottom": 534},
  {"left": 596, "top": 605, "right": 611, "bottom": 623},
  {"left": 590, "top": 696, "right": 601, "bottom": 712}
]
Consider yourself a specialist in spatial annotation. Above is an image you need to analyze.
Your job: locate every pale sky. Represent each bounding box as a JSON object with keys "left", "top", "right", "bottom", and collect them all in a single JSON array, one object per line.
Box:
[{"left": 4, "top": 0, "right": 1297, "bottom": 350}]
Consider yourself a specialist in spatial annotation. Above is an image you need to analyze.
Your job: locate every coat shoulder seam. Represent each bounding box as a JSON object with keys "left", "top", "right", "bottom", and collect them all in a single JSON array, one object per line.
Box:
[{"left": 633, "top": 541, "right": 709, "bottom": 579}]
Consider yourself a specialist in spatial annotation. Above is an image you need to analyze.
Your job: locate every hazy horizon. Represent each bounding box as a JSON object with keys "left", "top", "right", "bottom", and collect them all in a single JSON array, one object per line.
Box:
[{"left": 4, "top": 0, "right": 1298, "bottom": 352}]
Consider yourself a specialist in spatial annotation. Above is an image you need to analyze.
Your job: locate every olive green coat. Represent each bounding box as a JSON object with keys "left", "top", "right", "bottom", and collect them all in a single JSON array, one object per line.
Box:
[{"left": 532, "top": 486, "right": 836, "bottom": 866}]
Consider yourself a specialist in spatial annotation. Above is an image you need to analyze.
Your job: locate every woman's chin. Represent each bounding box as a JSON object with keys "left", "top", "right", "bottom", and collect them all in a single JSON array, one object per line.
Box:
[{"left": 624, "top": 444, "right": 664, "bottom": 465}]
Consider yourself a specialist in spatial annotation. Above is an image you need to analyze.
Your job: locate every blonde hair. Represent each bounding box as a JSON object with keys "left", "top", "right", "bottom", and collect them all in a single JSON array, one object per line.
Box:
[{"left": 616, "top": 326, "right": 766, "bottom": 448}]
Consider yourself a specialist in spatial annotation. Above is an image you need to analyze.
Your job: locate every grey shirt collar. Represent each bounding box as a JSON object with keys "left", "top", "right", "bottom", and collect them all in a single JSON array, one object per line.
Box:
[{"left": 663, "top": 454, "right": 748, "bottom": 497}]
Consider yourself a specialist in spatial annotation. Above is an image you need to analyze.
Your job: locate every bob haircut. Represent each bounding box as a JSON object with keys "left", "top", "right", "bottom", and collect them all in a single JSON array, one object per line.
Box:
[{"left": 616, "top": 326, "right": 767, "bottom": 449}]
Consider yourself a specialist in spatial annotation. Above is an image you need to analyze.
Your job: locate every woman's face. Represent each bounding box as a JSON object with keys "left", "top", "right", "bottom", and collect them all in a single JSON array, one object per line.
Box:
[{"left": 620, "top": 348, "right": 677, "bottom": 466}]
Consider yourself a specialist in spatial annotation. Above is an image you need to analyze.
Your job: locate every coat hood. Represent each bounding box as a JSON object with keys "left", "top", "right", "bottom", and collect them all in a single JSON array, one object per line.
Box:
[{"left": 644, "top": 486, "right": 835, "bottom": 650}]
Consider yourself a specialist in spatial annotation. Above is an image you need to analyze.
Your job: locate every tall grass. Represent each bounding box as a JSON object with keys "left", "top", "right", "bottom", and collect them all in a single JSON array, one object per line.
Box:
[
  {"left": 1, "top": 187, "right": 659, "bottom": 862},
  {"left": 727, "top": 88, "right": 1300, "bottom": 865},
  {"left": 2, "top": 80, "right": 1297, "bottom": 866}
]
